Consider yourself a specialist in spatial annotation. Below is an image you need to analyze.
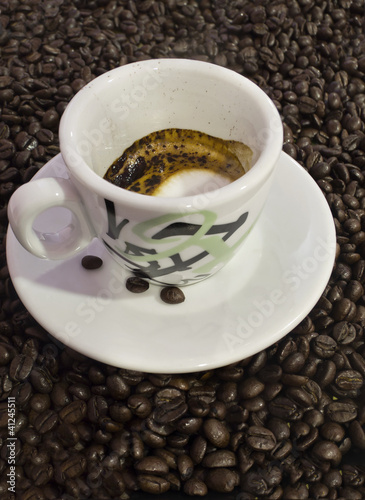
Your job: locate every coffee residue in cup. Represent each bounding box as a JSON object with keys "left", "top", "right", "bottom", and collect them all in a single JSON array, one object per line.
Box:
[{"left": 103, "top": 128, "right": 253, "bottom": 196}]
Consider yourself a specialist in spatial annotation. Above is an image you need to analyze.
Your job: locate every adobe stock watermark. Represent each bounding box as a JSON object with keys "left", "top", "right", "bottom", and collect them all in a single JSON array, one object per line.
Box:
[
  {"left": 62, "top": 67, "right": 163, "bottom": 168},
  {"left": 6, "top": 396, "right": 16, "bottom": 494},
  {"left": 59, "top": 265, "right": 128, "bottom": 343},
  {"left": 223, "top": 235, "right": 335, "bottom": 352},
  {"left": 175, "top": 115, "right": 283, "bottom": 214}
]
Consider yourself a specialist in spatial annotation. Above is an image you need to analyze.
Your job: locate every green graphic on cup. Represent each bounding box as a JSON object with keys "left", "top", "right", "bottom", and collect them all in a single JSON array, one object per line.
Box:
[{"left": 103, "top": 201, "right": 251, "bottom": 284}]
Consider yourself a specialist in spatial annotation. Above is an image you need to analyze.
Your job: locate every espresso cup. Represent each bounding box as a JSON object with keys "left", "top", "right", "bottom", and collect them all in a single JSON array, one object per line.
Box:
[{"left": 8, "top": 59, "right": 283, "bottom": 286}]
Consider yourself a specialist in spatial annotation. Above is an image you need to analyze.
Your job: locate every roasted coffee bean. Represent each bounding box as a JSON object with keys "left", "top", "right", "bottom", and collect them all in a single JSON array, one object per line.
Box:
[
  {"left": 35, "top": 128, "right": 54, "bottom": 145},
  {"left": 126, "top": 276, "right": 149, "bottom": 293},
  {"left": 325, "top": 401, "right": 357, "bottom": 423},
  {"left": 106, "top": 373, "right": 130, "bottom": 399},
  {"left": 302, "top": 380, "right": 322, "bottom": 406},
  {"left": 332, "top": 298, "right": 357, "bottom": 321},
  {"left": 332, "top": 350, "right": 351, "bottom": 371},
  {"left": 349, "top": 420, "right": 365, "bottom": 449},
  {"left": 257, "top": 364, "right": 282, "bottom": 382},
  {"left": 332, "top": 321, "right": 357, "bottom": 344},
  {"left": 81, "top": 255, "right": 103, "bottom": 270},
  {"left": 208, "top": 400, "right": 226, "bottom": 419},
  {"left": 217, "top": 381, "right": 237, "bottom": 403},
  {"left": 153, "top": 448, "right": 175, "bottom": 469},
  {"left": 86, "top": 395, "right": 108, "bottom": 423},
  {"left": 0, "top": 139, "right": 15, "bottom": 159},
  {"left": 315, "top": 360, "right": 337, "bottom": 387},
  {"left": 18, "top": 428, "right": 41, "bottom": 446},
  {"left": 312, "top": 335, "right": 337, "bottom": 358},
  {"left": 240, "top": 469, "right": 272, "bottom": 495},
  {"left": 155, "top": 387, "right": 184, "bottom": 403},
  {"left": 55, "top": 454, "right": 87, "bottom": 482},
  {"left": 56, "top": 422, "right": 80, "bottom": 447},
  {"left": 188, "top": 397, "right": 210, "bottom": 417},
  {"left": 68, "top": 382, "right": 90, "bottom": 401},
  {"left": 236, "top": 445, "right": 254, "bottom": 475},
  {"left": 245, "top": 425, "right": 276, "bottom": 451},
  {"left": 33, "top": 409, "right": 58, "bottom": 434},
  {"left": 217, "top": 364, "right": 244, "bottom": 381},
  {"left": 268, "top": 396, "right": 302, "bottom": 420},
  {"left": 138, "top": 474, "right": 170, "bottom": 494},
  {"left": 177, "top": 453, "right": 194, "bottom": 479},
  {"left": 282, "top": 352, "right": 306, "bottom": 373},
  {"left": 9, "top": 354, "right": 33, "bottom": 381},
  {"left": 190, "top": 435, "right": 207, "bottom": 465},
  {"left": 9, "top": 381, "right": 31, "bottom": 409},
  {"left": 334, "top": 369, "right": 363, "bottom": 391},
  {"left": 183, "top": 477, "right": 208, "bottom": 496},
  {"left": 262, "top": 381, "right": 282, "bottom": 401},
  {"left": 103, "top": 470, "right": 126, "bottom": 496},
  {"left": 160, "top": 286, "right": 185, "bottom": 304},
  {"left": 312, "top": 440, "right": 342, "bottom": 465},
  {"left": 242, "top": 396, "right": 265, "bottom": 412},
  {"left": 323, "top": 468, "right": 343, "bottom": 488},
  {"left": 320, "top": 421, "right": 346, "bottom": 442},
  {"left": 291, "top": 421, "right": 310, "bottom": 441},
  {"left": 129, "top": 431, "right": 144, "bottom": 461},
  {"left": 201, "top": 450, "right": 236, "bottom": 468},
  {"left": 276, "top": 339, "right": 297, "bottom": 364},
  {"left": 146, "top": 415, "right": 174, "bottom": 436},
  {"left": 176, "top": 417, "right": 202, "bottom": 435},
  {"left": 303, "top": 409, "right": 325, "bottom": 428},
  {"left": 127, "top": 394, "right": 152, "bottom": 418},
  {"left": 238, "top": 376, "right": 265, "bottom": 398},
  {"left": 298, "top": 96, "right": 317, "bottom": 114},
  {"left": 311, "top": 161, "right": 331, "bottom": 179},
  {"left": 41, "top": 109, "right": 59, "bottom": 129},
  {"left": 50, "top": 382, "right": 70, "bottom": 408},
  {"left": 349, "top": 351, "right": 365, "bottom": 376},
  {"left": 286, "top": 386, "right": 314, "bottom": 408},
  {"left": 135, "top": 456, "right": 169, "bottom": 476},
  {"left": 141, "top": 429, "right": 166, "bottom": 448},
  {"left": 30, "top": 393, "right": 50, "bottom": 413},
  {"left": 188, "top": 385, "right": 215, "bottom": 404},
  {"left": 60, "top": 400, "right": 87, "bottom": 424},
  {"left": 267, "top": 417, "right": 290, "bottom": 441},
  {"left": 153, "top": 398, "right": 188, "bottom": 424},
  {"left": 205, "top": 468, "right": 239, "bottom": 493},
  {"left": 341, "top": 464, "right": 365, "bottom": 488},
  {"left": 203, "top": 418, "right": 230, "bottom": 448},
  {"left": 29, "top": 367, "right": 53, "bottom": 393},
  {"left": 295, "top": 426, "right": 319, "bottom": 452},
  {"left": 270, "top": 440, "right": 293, "bottom": 461},
  {"left": 296, "top": 336, "right": 311, "bottom": 359}
]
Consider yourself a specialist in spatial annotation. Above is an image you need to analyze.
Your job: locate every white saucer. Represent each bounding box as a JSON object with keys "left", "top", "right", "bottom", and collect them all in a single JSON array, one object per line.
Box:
[{"left": 6, "top": 152, "right": 336, "bottom": 373}]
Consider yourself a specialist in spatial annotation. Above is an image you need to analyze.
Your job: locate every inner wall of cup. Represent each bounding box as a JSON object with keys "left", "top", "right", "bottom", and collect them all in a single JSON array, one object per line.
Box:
[{"left": 71, "top": 64, "right": 272, "bottom": 178}]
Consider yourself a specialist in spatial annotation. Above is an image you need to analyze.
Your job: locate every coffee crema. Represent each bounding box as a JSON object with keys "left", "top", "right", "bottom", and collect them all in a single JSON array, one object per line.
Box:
[{"left": 103, "top": 128, "right": 253, "bottom": 197}]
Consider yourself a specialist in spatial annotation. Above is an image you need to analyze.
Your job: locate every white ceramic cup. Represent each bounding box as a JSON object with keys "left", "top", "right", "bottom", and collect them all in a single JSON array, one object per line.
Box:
[{"left": 8, "top": 59, "right": 283, "bottom": 286}]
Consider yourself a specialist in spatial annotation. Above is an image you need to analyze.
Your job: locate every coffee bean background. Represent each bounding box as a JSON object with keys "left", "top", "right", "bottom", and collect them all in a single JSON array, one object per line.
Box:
[{"left": 1, "top": 0, "right": 365, "bottom": 498}]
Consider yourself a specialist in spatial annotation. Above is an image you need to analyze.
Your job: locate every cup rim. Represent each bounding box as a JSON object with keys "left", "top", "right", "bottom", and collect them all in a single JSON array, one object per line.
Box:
[{"left": 59, "top": 58, "right": 283, "bottom": 209}]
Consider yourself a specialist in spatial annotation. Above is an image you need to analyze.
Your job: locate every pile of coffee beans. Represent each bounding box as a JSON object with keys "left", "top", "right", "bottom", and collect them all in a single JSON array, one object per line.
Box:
[{"left": 1, "top": 0, "right": 365, "bottom": 498}]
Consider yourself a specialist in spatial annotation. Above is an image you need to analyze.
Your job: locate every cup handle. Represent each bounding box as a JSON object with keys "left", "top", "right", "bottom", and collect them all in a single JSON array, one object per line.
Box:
[{"left": 7, "top": 177, "right": 96, "bottom": 260}]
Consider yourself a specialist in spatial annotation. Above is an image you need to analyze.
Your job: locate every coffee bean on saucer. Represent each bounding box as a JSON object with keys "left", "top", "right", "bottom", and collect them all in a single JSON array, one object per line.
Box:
[
  {"left": 81, "top": 255, "right": 103, "bottom": 270},
  {"left": 160, "top": 286, "right": 185, "bottom": 304},
  {"left": 126, "top": 277, "right": 150, "bottom": 293}
]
